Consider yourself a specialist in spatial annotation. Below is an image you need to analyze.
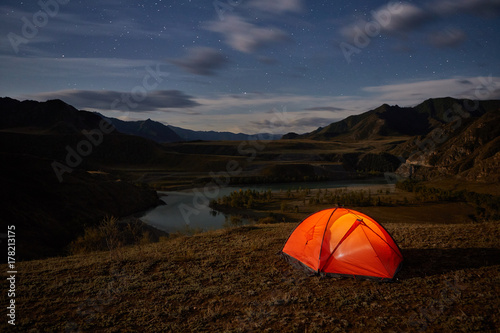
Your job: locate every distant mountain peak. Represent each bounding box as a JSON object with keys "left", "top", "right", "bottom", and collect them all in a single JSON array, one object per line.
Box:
[
  {"left": 297, "top": 97, "right": 498, "bottom": 141},
  {"left": 103, "top": 116, "right": 182, "bottom": 143}
]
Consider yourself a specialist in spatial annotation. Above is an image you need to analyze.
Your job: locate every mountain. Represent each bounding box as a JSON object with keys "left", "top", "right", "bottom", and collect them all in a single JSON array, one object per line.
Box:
[
  {"left": 100, "top": 115, "right": 282, "bottom": 142},
  {"left": 395, "top": 105, "right": 500, "bottom": 182},
  {"left": 299, "top": 103, "right": 426, "bottom": 141},
  {"left": 298, "top": 97, "right": 496, "bottom": 141},
  {"left": 168, "top": 124, "right": 283, "bottom": 141},
  {"left": 293, "top": 97, "right": 500, "bottom": 182},
  {"left": 101, "top": 116, "right": 183, "bottom": 143},
  {"left": 2, "top": 96, "right": 498, "bottom": 260},
  {"left": 0, "top": 98, "right": 166, "bottom": 260},
  {"left": 0, "top": 97, "right": 105, "bottom": 134}
]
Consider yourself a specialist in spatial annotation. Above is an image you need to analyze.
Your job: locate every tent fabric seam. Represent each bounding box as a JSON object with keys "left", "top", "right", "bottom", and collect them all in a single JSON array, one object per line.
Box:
[
  {"left": 280, "top": 207, "right": 403, "bottom": 281},
  {"left": 359, "top": 222, "right": 391, "bottom": 277},
  {"left": 319, "top": 218, "right": 361, "bottom": 273},
  {"left": 361, "top": 220, "right": 404, "bottom": 261},
  {"left": 317, "top": 207, "right": 337, "bottom": 273}
]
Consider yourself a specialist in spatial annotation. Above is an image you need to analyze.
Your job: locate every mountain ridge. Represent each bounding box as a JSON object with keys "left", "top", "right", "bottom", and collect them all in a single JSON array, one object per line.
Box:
[
  {"left": 296, "top": 97, "right": 497, "bottom": 141},
  {"left": 99, "top": 115, "right": 183, "bottom": 143},
  {"left": 291, "top": 97, "right": 500, "bottom": 182},
  {"left": 0, "top": 97, "right": 105, "bottom": 134},
  {"left": 0, "top": 97, "right": 283, "bottom": 142}
]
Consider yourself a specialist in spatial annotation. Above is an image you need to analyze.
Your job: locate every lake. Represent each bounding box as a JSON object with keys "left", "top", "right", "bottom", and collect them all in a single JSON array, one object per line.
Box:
[{"left": 139, "top": 178, "right": 394, "bottom": 234}]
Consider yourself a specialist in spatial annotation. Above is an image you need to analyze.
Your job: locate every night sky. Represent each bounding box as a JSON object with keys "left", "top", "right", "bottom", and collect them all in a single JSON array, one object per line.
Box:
[{"left": 1, "top": 0, "right": 500, "bottom": 134}]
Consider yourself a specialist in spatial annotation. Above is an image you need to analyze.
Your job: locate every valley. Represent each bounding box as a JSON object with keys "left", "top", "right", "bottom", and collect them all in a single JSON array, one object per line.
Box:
[
  {"left": 1, "top": 96, "right": 499, "bottom": 260},
  {"left": 0, "top": 96, "right": 499, "bottom": 332}
]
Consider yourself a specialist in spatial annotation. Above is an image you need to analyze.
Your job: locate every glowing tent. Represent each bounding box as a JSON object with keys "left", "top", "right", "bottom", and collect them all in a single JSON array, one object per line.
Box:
[{"left": 280, "top": 208, "right": 403, "bottom": 281}]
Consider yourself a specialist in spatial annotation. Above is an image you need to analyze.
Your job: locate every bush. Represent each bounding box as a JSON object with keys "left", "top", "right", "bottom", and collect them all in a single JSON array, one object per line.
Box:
[
  {"left": 211, "top": 189, "right": 273, "bottom": 210},
  {"left": 396, "top": 180, "right": 500, "bottom": 220},
  {"left": 69, "top": 216, "right": 154, "bottom": 255},
  {"left": 257, "top": 216, "right": 278, "bottom": 224}
]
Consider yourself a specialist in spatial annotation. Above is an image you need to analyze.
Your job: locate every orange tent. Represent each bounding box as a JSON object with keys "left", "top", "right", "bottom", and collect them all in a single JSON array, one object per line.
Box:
[{"left": 280, "top": 208, "right": 403, "bottom": 281}]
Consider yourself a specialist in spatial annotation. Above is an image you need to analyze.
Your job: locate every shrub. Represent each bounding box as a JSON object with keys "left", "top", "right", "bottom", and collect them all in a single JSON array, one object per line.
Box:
[
  {"left": 69, "top": 216, "right": 155, "bottom": 255},
  {"left": 257, "top": 216, "right": 278, "bottom": 224},
  {"left": 396, "top": 180, "right": 500, "bottom": 220}
]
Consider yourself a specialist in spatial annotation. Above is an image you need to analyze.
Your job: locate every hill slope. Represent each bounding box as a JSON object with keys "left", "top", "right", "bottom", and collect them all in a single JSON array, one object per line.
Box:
[
  {"left": 301, "top": 97, "right": 497, "bottom": 141},
  {"left": 396, "top": 105, "right": 500, "bottom": 182},
  {"left": 297, "top": 97, "right": 500, "bottom": 182},
  {"left": 0, "top": 98, "right": 168, "bottom": 260},
  {"left": 6, "top": 221, "right": 500, "bottom": 332},
  {"left": 0, "top": 97, "right": 104, "bottom": 134}
]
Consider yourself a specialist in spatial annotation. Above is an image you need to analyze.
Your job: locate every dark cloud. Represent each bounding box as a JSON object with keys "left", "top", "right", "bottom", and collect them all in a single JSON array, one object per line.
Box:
[
  {"left": 290, "top": 117, "right": 337, "bottom": 127},
  {"left": 304, "top": 106, "right": 345, "bottom": 112},
  {"left": 340, "top": 0, "right": 499, "bottom": 47},
  {"left": 247, "top": 0, "right": 303, "bottom": 14},
  {"left": 457, "top": 79, "right": 473, "bottom": 85},
  {"left": 429, "top": 28, "right": 467, "bottom": 48},
  {"left": 28, "top": 89, "right": 200, "bottom": 112},
  {"left": 341, "top": 3, "right": 432, "bottom": 41},
  {"left": 487, "top": 88, "right": 500, "bottom": 99},
  {"left": 204, "top": 15, "right": 291, "bottom": 53},
  {"left": 376, "top": 3, "right": 432, "bottom": 33},
  {"left": 168, "top": 47, "right": 229, "bottom": 76},
  {"left": 433, "top": 0, "right": 500, "bottom": 17},
  {"left": 146, "top": 90, "right": 200, "bottom": 110}
]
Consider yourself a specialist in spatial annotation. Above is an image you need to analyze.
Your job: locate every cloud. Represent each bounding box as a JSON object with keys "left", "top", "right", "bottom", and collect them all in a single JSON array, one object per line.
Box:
[
  {"left": 433, "top": 0, "right": 500, "bottom": 17},
  {"left": 247, "top": 0, "right": 303, "bottom": 13},
  {"left": 0, "top": 55, "right": 163, "bottom": 81},
  {"left": 339, "top": 0, "right": 499, "bottom": 47},
  {"left": 250, "top": 116, "right": 335, "bottom": 129},
  {"left": 304, "top": 106, "right": 345, "bottom": 112},
  {"left": 375, "top": 3, "right": 431, "bottom": 33},
  {"left": 428, "top": 28, "right": 467, "bottom": 48},
  {"left": 168, "top": 47, "right": 229, "bottom": 76},
  {"left": 130, "top": 76, "right": 500, "bottom": 134},
  {"left": 362, "top": 76, "right": 500, "bottom": 104},
  {"left": 204, "top": 15, "right": 290, "bottom": 53},
  {"left": 340, "top": 2, "right": 431, "bottom": 41},
  {"left": 26, "top": 89, "right": 200, "bottom": 112},
  {"left": 290, "top": 117, "right": 337, "bottom": 127},
  {"left": 0, "top": 5, "right": 176, "bottom": 57}
]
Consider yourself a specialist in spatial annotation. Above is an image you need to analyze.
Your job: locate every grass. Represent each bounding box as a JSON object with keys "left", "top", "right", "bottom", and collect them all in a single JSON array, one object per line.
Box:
[
  {"left": 115, "top": 137, "right": 412, "bottom": 190},
  {"left": 5, "top": 219, "right": 500, "bottom": 332}
]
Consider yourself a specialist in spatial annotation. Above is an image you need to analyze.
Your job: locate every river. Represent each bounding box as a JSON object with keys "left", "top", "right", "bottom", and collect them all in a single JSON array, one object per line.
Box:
[{"left": 139, "top": 178, "right": 394, "bottom": 234}]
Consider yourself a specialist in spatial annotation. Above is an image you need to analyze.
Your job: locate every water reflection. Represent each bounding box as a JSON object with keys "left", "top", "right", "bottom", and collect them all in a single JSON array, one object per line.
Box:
[{"left": 140, "top": 178, "right": 393, "bottom": 234}]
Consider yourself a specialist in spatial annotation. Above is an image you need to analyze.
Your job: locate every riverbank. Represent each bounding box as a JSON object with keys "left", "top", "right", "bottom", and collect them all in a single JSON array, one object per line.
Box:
[
  {"left": 208, "top": 182, "right": 481, "bottom": 227},
  {"left": 138, "top": 178, "right": 397, "bottom": 233}
]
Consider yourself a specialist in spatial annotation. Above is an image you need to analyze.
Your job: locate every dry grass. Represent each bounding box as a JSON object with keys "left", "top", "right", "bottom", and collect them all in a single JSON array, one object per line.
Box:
[{"left": 3, "top": 219, "right": 500, "bottom": 332}]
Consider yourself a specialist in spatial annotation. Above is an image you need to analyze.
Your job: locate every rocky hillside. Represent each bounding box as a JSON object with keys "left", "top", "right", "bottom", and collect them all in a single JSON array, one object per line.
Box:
[
  {"left": 296, "top": 97, "right": 500, "bottom": 182},
  {"left": 396, "top": 104, "right": 500, "bottom": 182},
  {"left": 301, "top": 97, "right": 497, "bottom": 141}
]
